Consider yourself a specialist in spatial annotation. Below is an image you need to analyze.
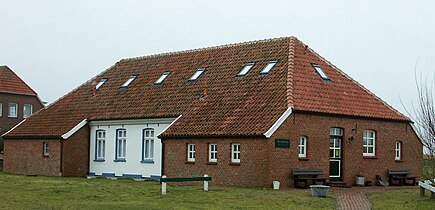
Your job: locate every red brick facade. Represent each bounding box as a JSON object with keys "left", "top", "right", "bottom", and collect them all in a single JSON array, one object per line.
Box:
[
  {"left": 3, "top": 139, "right": 62, "bottom": 176},
  {"left": 3, "top": 125, "right": 90, "bottom": 177},
  {"left": 163, "top": 111, "right": 422, "bottom": 187}
]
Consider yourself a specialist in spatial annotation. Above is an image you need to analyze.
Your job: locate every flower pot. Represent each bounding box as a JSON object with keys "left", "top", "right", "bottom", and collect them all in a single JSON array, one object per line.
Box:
[{"left": 356, "top": 176, "right": 365, "bottom": 186}]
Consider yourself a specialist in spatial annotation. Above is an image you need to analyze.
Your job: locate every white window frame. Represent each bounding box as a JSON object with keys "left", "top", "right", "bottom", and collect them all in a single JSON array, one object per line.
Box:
[
  {"left": 96, "top": 130, "right": 106, "bottom": 160},
  {"left": 155, "top": 72, "right": 170, "bottom": 84},
  {"left": 209, "top": 143, "right": 217, "bottom": 162},
  {"left": 96, "top": 78, "right": 107, "bottom": 90},
  {"left": 121, "top": 76, "right": 137, "bottom": 87},
  {"left": 116, "top": 129, "right": 127, "bottom": 160},
  {"left": 43, "top": 142, "right": 49, "bottom": 156},
  {"left": 298, "top": 136, "right": 307, "bottom": 158},
  {"left": 8, "top": 103, "right": 18, "bottom": 118},
  {"left": 312, "top": 63, "right": 330, "bottom": 80},
  {"left": 231, "top": 143, "right": 240, "bottom": 163},
  {"left": 23, "top": 104, "right": 33, "bottom": 118},
  {"left": 363, "top": 130, "right": 376, "bottom": 157},
  {"left": 395, "top": 141, "right": 401, "bottom": 160},
  {"left": 143, "top": 129, "right": 155, "bottom": 161},
  {"left": 189, "top": 68, "right": 206, "bottom": 81},
  {"left": 0, "top": 102, "right": 2, "bottom": 117},
  {"left": 187, "top": 144, "right": 195, "bottom": 162}
]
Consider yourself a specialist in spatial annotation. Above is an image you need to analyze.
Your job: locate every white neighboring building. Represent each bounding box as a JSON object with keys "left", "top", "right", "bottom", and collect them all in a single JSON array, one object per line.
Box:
[{"left": 89, "top": 118, "right": 177, "bottom": 179}]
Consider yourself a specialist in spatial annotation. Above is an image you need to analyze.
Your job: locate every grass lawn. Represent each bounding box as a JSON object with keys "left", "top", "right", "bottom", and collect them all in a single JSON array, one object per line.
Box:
[
  {"left": 0, "top": 173, "right": 334, "bottom": 209},
  {"left": 368, "top": 188, "right": 435, "bottom": 210}
]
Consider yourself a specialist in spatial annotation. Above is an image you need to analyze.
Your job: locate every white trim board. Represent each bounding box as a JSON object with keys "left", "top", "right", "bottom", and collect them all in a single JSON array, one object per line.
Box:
[
  {"left": 264, "top": 107, "right": 293, "bottom": 138},
  {"left": 62, "top": 119, "right": 88, "bottom": 139},
  {"left": 157, "top": 115, "right": 182, "bottom": 137},
  {"left": 1, "top": 118, "right": 27, "bottom": 137}
]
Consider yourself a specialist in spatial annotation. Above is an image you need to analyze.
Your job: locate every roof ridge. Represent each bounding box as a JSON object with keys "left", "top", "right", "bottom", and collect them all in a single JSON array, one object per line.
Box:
[
  {"left": 305, "top": 44, "right": 409, "bottom": 120},
  {"left": 121, "top": 36, "right": 294, "bottom": 61},
  {"left": 286, "top": 37, "right": 297, "bottom": 107}
]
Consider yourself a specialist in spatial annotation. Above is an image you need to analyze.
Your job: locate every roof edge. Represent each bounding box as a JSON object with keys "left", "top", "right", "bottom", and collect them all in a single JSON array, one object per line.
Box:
[
  {"left": 1, "top": 118, "right": 27, "bottom": 138},
  {"left": 409, "top": 122, "right": 424, "bottom": 145},
  {"left": 61, "top": 119, "right": 88, "bottom": 139},
  {"left": 264, "top": 107, "right": 293, "bottom": 138},
  {"left": 157, "top": 115, "right": 182, "bottom": 137}
]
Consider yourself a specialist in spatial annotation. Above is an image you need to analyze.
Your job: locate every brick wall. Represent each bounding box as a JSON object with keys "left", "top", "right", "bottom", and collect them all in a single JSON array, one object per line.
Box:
[
  {"left": 163, "top": 111, "right": 422, "bottom": 188},
  {"left": 0, "top": 92, "right": 44, "bottom": 133},
  {"left": 163, "top": 137, "right": 269, "bottom": 187},
  {"left": 62, "top": 125, "right": 90, "bottom": 176},
  {"left": 3, "top": 139, "right": 61, "bottom": 176}
]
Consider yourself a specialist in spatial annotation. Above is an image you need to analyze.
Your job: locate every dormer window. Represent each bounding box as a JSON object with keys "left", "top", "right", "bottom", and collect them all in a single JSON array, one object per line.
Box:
[
  {"left": 311, "top": 64, "right": 330, "bottom": 80},
  {"left": 189, "top": 68, "right": 206, "bottom": 81},
  {"left": 237, "top": 63, "right": 255, "bottom": 76},
  {"left": 96, "top": 79, "right": 107, "bottom": 90},
  {"left": 121, "top": 76, "right": 137, "bottom": 87},
  {"left": 155, "top": 72, "right": 170, "bottom": 85},
  {"left": 260, "top": 60, "right": 278, "bottom": 74}
]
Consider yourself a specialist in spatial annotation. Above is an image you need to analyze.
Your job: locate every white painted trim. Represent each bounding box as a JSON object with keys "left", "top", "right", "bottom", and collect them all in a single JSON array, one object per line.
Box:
[
  {"left": 90, "top": 117, "right": 178, "bottom": 127},
  {"left": 1, "top": 118, "right": 26, "bottom": 137},
  {"left": 264, "top": 107, "right": 293, "bottom": 138},
  {"left": 157, "top": 115, "right": 182, "bottom": 137},
  {"left": 61, "top": 119, "right": 88, "bottom": 139}
]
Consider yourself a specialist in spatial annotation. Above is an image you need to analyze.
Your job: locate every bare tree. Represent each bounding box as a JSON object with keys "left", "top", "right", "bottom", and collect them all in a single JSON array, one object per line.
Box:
[{"left": 406, "top": 71, "right": 435, "bottom": 178}]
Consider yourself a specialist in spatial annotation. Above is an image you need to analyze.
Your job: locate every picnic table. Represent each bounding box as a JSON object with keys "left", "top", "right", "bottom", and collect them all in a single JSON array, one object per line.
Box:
[
  {"left": 292, "top": 169, "right": 327, "bottom": 188},
  {"left": 387, "top": 168, "right": 418, "bottom": 186}
]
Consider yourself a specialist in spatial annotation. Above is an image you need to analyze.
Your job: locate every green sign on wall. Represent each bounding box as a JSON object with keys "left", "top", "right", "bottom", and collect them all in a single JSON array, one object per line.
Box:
[{"left": 275, "top": 139, "right": 290, "bottom": 148}]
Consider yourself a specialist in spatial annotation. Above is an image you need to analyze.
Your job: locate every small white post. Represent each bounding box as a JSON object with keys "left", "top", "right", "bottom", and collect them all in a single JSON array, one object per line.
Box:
[
  {"left": 204, "top": 174, "right": 209, "bottom": 191},
  {"left": 161, "top": 175, "right": 167, "bottom": 195}
]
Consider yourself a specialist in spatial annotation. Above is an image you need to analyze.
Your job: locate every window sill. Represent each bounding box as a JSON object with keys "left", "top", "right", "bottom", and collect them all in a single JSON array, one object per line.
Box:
[
  {"left": 141, "top": 160, "right": 154, "bottom": 164},
  {"left": 8, "top": 116, "right": 18, "bottom": 118},
  {"left": 298, "top": 157, "right": 309, "bottom": 161},
  {"left": 363, "top": 156, "right": 378, "bottom": 159},
  {"left": 94, "top": 159, "right": 105, "bottom": 162},
  {"left": 207, "top": 162, "right": 217, "bottom": 165},
  {"left": 42, "top": 155, "right": 49, "bottom": 158},
  {"left": 395, "top": 159, "right": 403, "bottom": 162},
  {"left": 185, "top": 161, "right": 195, "bottom": 164},
  {"left": 229, "top": 162, "right": 240, "bottom": 166},
  {"left": 114, "top": 159, "right": 126, "bottom": 162}
]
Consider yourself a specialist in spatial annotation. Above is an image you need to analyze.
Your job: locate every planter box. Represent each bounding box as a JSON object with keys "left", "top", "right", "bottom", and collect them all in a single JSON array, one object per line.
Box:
[{"left": 310, "top": 185, "right": 330, "bottom": 197}]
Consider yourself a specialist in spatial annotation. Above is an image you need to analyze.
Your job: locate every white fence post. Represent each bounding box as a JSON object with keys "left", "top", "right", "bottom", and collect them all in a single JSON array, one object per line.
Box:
[
  {"left": 204, "top": 174, "right": 209, "bottom": 191},
  {"left": 161, "top": 175, "right": 167, "bottom": 195}
]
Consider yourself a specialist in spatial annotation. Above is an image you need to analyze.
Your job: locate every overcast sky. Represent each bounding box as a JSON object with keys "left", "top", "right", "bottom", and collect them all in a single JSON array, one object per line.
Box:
[{"left": 1, "top": 0, "right": 434, "bottom": 116}]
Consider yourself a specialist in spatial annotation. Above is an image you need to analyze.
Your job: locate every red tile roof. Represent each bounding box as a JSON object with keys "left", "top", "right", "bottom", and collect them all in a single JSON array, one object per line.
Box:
[
  {"left": 0, "top": 66, "right": 38, "bottom": 96},
  {"left": 4, "top": 37, "right": 409, "bottom": 139}
]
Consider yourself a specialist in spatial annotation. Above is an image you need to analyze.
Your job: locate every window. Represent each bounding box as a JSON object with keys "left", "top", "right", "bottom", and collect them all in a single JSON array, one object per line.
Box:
[
  {"left": 209, "top": 144, "right": 217, "bottom": 162},
  {"left": 116, "top": 129, "right": 127, "bottom": 160},
  {"left": 189, "top": 68, "right": 206, "bottom": 81},
  {"left": 96, "top": 78, "right": 107, "bottom": 90},
  {"left": 0, "top": 102, "right": 2, "bottom": 117},
  {"left": 363, "top": 130, "right": 376, "bottom": 156},
  {"left": 95, "top": 130, "right": 106, "bottom": 160},
  {"left": 260, "top": 60, "right": 278, "bottom": 74},
  {"left": 187, "top": 144, "right": 195, "bottom": 162},
  {"left": 298, "top": 136, "right": 307, "bottom": 158},
  {"left": 395, "top": 141, "right": 401, "bottom": 160},
  {"left": 237, "top": 63, "right": 255, "bottom": 76},
  {"left": 8, "top": 103, "right": 18, "bottom": 118},
  {"left": 23, "top": 104, "right": 33, "bottom": 118},
  {"left": 311, "top": 64, "right": 330, "bottom": 80},
  {"left": 121, "top": 76, "right": 137, "bottom": 87},
  {"left": 142, "top": 129, "right": 155, "bottom": 162},
  {"left": 43, "top": 142, "right": 49, "bottom": 156},
  {"left": 155, "top": 72, "right": 170, "bottom": 85},
  {"left": 231, "top": 143, "right": 240, "bottom": 163}
]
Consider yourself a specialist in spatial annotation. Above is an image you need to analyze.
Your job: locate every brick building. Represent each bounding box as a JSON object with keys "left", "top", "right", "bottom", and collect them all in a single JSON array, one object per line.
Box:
[
  {"left": 2, "top": 37, "right": 422, "bottom": 187},
  {"left": 0, "top": 65, "right": 44, "bottom": 145}
]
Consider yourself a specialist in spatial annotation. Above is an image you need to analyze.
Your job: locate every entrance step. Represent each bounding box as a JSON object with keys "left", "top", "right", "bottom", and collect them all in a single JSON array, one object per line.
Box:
[{"left": 329, "top": 181, "right": 350, "bottom": 188}]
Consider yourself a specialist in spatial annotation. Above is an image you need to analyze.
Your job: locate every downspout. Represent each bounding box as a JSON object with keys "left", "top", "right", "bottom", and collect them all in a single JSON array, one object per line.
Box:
[
  {"left": 161, "top": 139, "right": 165, "bottom": 176},
  {"left": 60, "top": 139, "right": 63, "bottom": 176}
]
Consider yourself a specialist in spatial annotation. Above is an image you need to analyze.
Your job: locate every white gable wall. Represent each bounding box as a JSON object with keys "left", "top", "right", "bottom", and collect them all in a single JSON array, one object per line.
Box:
[{"left": 89, "top": 118, "right": 176, "bottom": 178}]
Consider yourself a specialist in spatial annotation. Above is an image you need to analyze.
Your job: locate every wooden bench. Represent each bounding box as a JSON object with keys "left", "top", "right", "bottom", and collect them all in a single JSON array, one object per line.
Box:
[
  {"left": 160, "top": 175, "right": 211, "bottom": 195},
  {"left": 387, "top": 168, "right": 418, "bottom": 186},
  {"left": 292, "top": 169, "right": 327, "bottom": 188}
]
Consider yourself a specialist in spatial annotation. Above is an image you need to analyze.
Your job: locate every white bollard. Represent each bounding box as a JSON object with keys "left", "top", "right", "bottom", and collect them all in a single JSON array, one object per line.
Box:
[
  {"left": 161, "top": 175, "right": 167, "bottom": 195},
  {"left": 204, "top": 174, "right": 209, "bottom": 191}
]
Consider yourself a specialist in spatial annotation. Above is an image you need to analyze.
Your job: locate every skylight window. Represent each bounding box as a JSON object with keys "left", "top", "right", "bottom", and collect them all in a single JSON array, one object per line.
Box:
[
  {"left": 189, "top": 68, "right": 206, "bottom": 81},
  {"left": 155, "top": 72, "right": 170, "bottom": 85},
  {"left": 311, "top": 64, "right": 330, "bottom": 80},
  {"left": 237, "top": 63, "right": 255, "bottom": 76},
  {"left": 260, "top": 60, "right": 278, "bottom": 74},
  {"left": 121, "top": 75, "right": 137, "bottom": 87},
  {"left": 96, "top": 79, "right": 107, "bottom": 90}
]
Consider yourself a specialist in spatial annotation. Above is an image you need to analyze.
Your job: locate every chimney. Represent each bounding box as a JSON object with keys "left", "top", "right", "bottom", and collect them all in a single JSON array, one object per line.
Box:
[{"left": 92, "top": 80, "right": 97, "bottom": 97}]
